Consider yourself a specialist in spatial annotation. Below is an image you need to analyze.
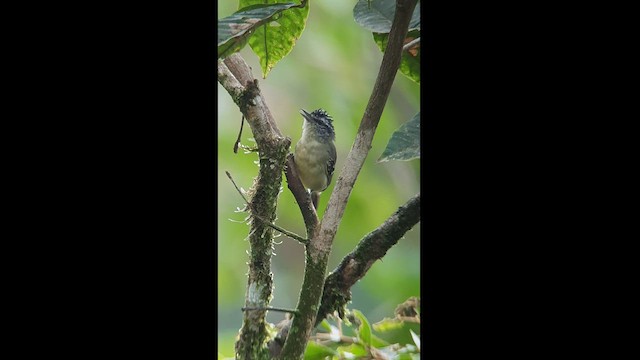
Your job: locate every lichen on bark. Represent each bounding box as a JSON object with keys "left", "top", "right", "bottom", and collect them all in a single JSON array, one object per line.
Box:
[
  {"left": 219, "top": 55, "right": 293, "bottom": 359},
  {"left": 235, "top": 138, "right": 290, "bottom": 360}
]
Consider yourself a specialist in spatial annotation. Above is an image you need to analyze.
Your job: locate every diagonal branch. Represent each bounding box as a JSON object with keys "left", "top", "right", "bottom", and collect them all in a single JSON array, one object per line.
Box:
[
  {"left": 284, "top": 153, "right": 319, "bottom": 237},
  {"left": 315, "top": 193, "right": 421, "bottom": 326},
  {"left": 320, "top": 0, "right": 418, "bottom": 245},
  {"left": 279, "top": 1, "right": 419, "bottom": 358}
]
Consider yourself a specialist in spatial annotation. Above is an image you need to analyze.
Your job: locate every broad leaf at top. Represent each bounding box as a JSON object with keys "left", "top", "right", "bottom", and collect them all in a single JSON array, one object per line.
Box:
[
  {"left": 378, "top": 112, "right": 420, "bottom": 162},
  {"left": 218, "top": 2, "right": 301, "bottom": 59},
  {"left": 240, "top": 0, "right": 309, "bottom": 78},
  {"left": 354, "top": 0, "right": 420, "bottom": 33}
]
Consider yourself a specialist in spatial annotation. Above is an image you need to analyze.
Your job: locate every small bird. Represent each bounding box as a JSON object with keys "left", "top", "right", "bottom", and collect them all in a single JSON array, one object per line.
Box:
[{"left": 294, "top": 109, "right": 337, "bottom": 210}]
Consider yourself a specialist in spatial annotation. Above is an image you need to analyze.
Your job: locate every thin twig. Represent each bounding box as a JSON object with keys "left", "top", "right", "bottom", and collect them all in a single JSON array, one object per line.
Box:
[
  {"left": 403, "top": 36, "right": 420, "bottom": 52},
  {"left": 397, "top": 316, "right": 420, "bottom": 323},
  {"left": 310, "top": 333, "right": 356, "bottom": 344},
  {"left": 233, "top": 115, "right": 245, "bottom": 154},
  {"left": 242, "top": 307, "right": 300, "bottom": 315},
  {"left": 225, "top": 170, "right": 308, "bottom": 244}
]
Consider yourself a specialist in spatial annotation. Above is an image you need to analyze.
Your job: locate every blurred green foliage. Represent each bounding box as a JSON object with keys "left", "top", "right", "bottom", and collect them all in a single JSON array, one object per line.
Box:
[
  {"left": 304, "top": 306, "right": 420, "bottom": 359},
  {"left": 217, "top": 1, "right": 420, "bottom": 356}
]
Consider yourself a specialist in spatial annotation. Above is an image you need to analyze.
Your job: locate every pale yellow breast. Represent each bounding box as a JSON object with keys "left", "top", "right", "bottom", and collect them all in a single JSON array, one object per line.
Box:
[{"left": 294, "top": 139, "right": 329, "bottom": 192}]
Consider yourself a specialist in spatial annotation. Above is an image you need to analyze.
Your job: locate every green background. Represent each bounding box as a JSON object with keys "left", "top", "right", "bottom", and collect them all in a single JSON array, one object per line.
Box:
[{"left": 217, "top": 1, "right": 420, "bottom": 356}]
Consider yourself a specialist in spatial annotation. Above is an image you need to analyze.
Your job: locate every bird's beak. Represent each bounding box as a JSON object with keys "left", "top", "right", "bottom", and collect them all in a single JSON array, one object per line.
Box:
[{"left": 300, "top": 109, "right": 313, "bottom": 121}]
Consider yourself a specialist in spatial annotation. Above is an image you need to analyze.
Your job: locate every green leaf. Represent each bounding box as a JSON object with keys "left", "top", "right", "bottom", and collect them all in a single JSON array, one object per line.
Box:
[
  {"left": 378, "top": 112, "right": 420, "bottom": 162},
  {"left": 304, "top": 341, "right": 338, "bottom": 360},
  {"left": 397, "top": 353, "right": 418, "bottom": 360},
  {"left": 218, "top": 2, "right": 301, "bottom": 59},
  {"left": 409, "top": 329, "right": 420, "bottom": 351},
  {"left": 354, "top": 0, "right": 420, "bottom": 33},
  {"left": 371, "top": 334, "right": 391, "bottom": 348},
  {"left": 240, "top": 0, "right": 310, "bottom": 78},
  {"left": 319, "top": 319, "right": 332, "bottom": 332},
  {"left": 372, "top": 317, "right": 405, "bottom": 332},
  {"left": 352, "top": 309, "right": 372, "bottom": 346},
  {"left": 337, "top": 343, "right": 368, "bottom": 357},
  {"left": 373, "top": 29, "right": 420, "bottom": 83}
]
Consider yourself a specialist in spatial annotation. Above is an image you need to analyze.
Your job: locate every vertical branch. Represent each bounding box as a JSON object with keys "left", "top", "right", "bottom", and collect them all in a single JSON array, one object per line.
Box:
[
  {"left": 218, "top": 54, "right": 291, "bottom": 360},
  {"left": 279, "top": 0, "right": 419, "bottom": 358}
]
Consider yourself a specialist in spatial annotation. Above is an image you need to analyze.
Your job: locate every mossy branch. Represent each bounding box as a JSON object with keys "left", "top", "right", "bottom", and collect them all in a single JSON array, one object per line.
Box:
[
  {"left": 315, "top": 193, "right": 421, "bottom": 326},
  {"left": 226, "top": 170, "right": 308, "bottom": 244},
  {"left": 218, "top": 54, "right": 291, "bottom": 360}
]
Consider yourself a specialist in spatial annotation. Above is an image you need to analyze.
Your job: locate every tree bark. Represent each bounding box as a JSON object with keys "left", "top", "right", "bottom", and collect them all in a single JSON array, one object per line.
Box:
[
  {"left": 316, "top": 193, "right": 421, "bottom": 326},
  {"left": 218, "top": 54, "right": 290, "bottom": 360}
]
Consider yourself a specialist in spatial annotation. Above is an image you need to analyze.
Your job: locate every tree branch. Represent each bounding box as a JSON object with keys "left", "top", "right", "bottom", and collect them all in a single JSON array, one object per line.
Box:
[
  {"left": 315, "top": 193, "right": 421, "bottom": 326},
  {"left": 279, "top": 1, "right": 419, "bottom": 358},
  {"left": 242, "top": 307, "right": 300, "bottom": 315},
  {"left": 219, "top": 55, "right": 283, "bottom": 141},
  {"left": 218, "top": 54, "right": 291, "bottom": 360},
  {"left": 284, "top": 153, "right": 319, "bottom": 237},
  {"left": 320, "top": 0, "right": 418, "bottom": 242},
  {"left": 226, "top": 170, "right": 308, "bottom": 244},
  {"left": 403, "top": 36, "right": 420, "bottom": 52}
]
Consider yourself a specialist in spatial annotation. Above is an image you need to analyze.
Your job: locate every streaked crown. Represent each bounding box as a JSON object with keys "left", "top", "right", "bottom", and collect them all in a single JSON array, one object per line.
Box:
[{"left": 300, "top": 108, "right": 335, "bottom": 141}]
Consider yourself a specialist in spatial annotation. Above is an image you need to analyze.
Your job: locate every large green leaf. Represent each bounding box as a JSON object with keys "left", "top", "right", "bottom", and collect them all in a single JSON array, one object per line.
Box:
[
  {"left": 337, "top": 343, "right": 368, "bottom": 357},
  {"left": 378, "top": 112, "right": 420, "bottom": 162},
  {"left": 372, "top": 317, "right": 405, "bottom": 332},
  {"left": 240, "top": 0, "right": 310, "bottom": 78},
  {"left": 371, "top": 334, "right": 391, "bottom": 348},
  {"left": 303, "top": 341, "right": 338, "bottom": 360},
  {"left": 319, "top": 319, "right": 332, "bottom": 332},
  {"left": 353, "top": 0, "right": 420, "bottom": 33},
  {"left": 373, "top": 29, "right": 420, "bottom": 83},
  {"left": 409, "top": 329, "right": 420, "bottom": 351},
  {"left": 352, "top": 309, "right": 372, "bottom": 346},
  {"left": 218, "top": 2, "right": 301, "bottom": 59}
]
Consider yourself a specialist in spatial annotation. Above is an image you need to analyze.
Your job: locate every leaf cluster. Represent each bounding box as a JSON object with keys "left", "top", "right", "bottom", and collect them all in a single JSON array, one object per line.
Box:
[{"left": 304, "top": 298, "right": 421, "bottom": 360}]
